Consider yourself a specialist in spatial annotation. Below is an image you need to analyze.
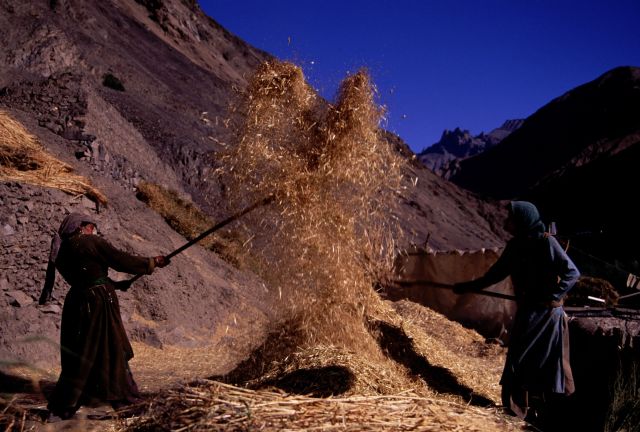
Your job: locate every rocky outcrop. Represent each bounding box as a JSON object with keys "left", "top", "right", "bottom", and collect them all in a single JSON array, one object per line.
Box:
[
  {"left": 418, "top": 120, "right": 523, "bottom": 178},
  {"left": 0, "top": 72, "right": 94, "bottom": 144}
]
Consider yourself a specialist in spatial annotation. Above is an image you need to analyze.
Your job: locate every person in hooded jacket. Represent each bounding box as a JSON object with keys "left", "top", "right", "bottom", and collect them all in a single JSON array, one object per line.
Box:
[
  {"left": 39, "top": 212, "right": 169, "bottom": 420},
  {"left": 454, "top": 201, "right": 579, "bottom": 422}
]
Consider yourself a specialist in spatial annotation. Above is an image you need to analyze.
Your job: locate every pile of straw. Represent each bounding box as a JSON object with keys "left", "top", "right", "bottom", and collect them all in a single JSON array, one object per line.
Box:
[
  {"left": 121, "top": 380, "right": 521, "bottom": 432},
  {"left": 122, "top": 61, "right": 513, "bottom": 430},
  {"left": 122, "top": 302, "right": 513, "bottom": 430},
  {"left": 565, "top": 276, "right": 619, "bottom": 307},
  {"left": 0, "top": 110, "right": 107, "bottom": 205},
  {"left": 218, "top": 60, "right": 407, "bottom": 354},
  {"left": 220, "top": 316, "right": 423, "bottom": 398},
  {"left": 390, "top": 300, "right": 505, "bottom": 403}
]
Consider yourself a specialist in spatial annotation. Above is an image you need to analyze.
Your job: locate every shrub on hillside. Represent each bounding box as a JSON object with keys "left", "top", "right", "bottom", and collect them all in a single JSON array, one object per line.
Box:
[{"left": 102, "top": 73, "right": 125, "bottom": 92}]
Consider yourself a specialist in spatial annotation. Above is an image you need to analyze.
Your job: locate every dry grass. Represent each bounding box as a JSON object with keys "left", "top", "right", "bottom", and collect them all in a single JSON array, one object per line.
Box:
[
  {"left": 0, "top": 305, "right": 513, "bottom": 431},
  {"left": 120, "top": 61, "right": 515, "bottom": 431},
  {"left": 565, "top": 276, "right": 620, "bottom": 307},
  {"left": 135, "top": 181, "right": 243, "bottom": 266},
  {"left": 0, "top": 395, "right": 28, "bottom": 431},
  {"left": 123, "top": 305, "right": 510, "bottom": 430},
  {"left": 120, "top": 302, "right": 514, "bottom": 430},
  {"left": 120, "top": 380, "right": 521, "bottom": 432},
  {"left": 391, "top": 301, "right": 506, "bottom": 403},
  {"left": 220, "top": 315, "right": 425, "bottom": 398},
  {"left": 0, "top": 364, "right": 57, "bottom": 431},
  {"left": 0, "top": 110, "right": 107, "bottom": 205},
  {"left": 130, "top": 343, "right": 233, "bottom": 393}
]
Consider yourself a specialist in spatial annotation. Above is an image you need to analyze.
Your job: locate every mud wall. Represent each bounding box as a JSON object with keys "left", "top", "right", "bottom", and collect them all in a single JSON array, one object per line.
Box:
[
  {"left": 387, "top": 248, "right": 516, "bottom": 341},
  {"left": 560, "top": 315, "right": 640, "bottom": 432}
]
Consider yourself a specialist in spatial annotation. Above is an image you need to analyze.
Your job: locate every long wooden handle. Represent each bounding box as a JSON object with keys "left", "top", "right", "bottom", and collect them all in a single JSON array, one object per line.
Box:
[
  {"left": 389, "top": 279, "right": 516, "bottom": 301},
  {"left": 127, "top": 195, "right": 275, "bottom": 284}
]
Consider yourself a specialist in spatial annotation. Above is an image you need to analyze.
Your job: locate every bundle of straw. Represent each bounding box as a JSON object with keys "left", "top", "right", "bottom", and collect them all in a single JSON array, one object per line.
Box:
[{"left": 0, "top": 111, "right": 107, "bottom": 205}]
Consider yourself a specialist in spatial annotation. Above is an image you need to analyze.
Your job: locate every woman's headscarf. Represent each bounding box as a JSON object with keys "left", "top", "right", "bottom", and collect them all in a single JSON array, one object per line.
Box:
[
  {"left": 509, "top": 201, "right": 546, "bottom": 238},
  {"left": 40, "top": 212, "right": 98, "bottom": 304},
  {"left": 48, "top": 212, "right": 98, "bottom": 263}
]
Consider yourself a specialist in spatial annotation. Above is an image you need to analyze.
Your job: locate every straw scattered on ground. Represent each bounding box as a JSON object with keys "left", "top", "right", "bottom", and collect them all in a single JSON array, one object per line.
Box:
[
  {"left": 120, "top": 380, "right": 522, "bottom": 432},
  {"left": 0, "top": 395, "right": 29, "bottom": 432},
  {"left": 1, "top": 302, "right": 514, "bottom": 431},
  {"left": 0, "top": 110, "right": 107, "bottom": 205},
  {"left": 118, "top": 301, "right": 513, "bottom": 430}
]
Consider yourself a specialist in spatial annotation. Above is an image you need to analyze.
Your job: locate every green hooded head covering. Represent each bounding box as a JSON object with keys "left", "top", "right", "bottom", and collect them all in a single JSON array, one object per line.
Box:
[{"left": 509, "top": 201, "right": 546, "bottom": 238}]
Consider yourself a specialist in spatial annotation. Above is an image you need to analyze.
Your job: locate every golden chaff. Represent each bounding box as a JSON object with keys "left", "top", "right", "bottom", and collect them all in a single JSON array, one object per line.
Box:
[{"left": 218, "top": 61, "right": 406, "bottom": 356}]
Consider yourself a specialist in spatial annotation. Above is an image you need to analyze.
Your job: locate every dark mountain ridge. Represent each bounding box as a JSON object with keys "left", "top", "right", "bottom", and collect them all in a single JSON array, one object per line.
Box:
[
  {"left": 450, "top": 66, "right": 640, "bottom": 275},
  {"left": 418, "top": 119, "right": 523, "bottom": 177},
  {"left": 452, "top": 66, "right": 640, "bottom": 199}
]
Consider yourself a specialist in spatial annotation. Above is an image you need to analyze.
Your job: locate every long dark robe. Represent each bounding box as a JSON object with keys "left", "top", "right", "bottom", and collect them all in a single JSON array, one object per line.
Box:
[
  {"left": 500, "top": 303, "right": 574, "bottom": 419},
  {"left": 47, "top": 233, "right": 155, "bottom": 418},
  {"left": 463, "top": 201, "right": 580, "bottom": 419}
]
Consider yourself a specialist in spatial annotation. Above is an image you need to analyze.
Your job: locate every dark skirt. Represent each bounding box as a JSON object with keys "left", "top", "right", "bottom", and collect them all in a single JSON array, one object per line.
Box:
[
  {"left": 48, "top": 284, "right": 140, "bottom": 417},
  {"left": 500, "top": 305, "right": 574, "bottom": 419}
]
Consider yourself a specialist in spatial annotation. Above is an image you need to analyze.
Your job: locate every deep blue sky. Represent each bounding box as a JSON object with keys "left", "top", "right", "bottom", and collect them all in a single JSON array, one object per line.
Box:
[{"left": 198, "top": 1, "right": 640, "bottom": 153}]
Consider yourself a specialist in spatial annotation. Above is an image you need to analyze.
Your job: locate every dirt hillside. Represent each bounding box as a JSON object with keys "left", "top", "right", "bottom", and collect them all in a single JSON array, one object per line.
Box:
[
  {"left": 0, "top": 0, "right": 507, "bottom": 362},
  {"left": 0, "top": 1, "right": 516, "bottom": 431}
]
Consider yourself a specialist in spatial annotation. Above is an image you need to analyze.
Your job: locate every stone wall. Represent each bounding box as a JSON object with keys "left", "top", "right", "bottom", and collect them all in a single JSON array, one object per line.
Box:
[{"left": 0, "top": 182, "right": 97, "bottom": 367}]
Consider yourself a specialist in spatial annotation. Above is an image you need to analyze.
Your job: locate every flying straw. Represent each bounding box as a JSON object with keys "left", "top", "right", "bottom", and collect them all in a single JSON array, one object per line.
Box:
[{"left": 218, "top": 60, "right": 408, "bottom": 354}]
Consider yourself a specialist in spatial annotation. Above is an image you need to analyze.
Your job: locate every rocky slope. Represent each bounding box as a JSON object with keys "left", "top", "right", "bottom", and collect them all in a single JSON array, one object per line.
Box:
[{"left": 0, "top": 0, "right": 506, "bottom": 369}]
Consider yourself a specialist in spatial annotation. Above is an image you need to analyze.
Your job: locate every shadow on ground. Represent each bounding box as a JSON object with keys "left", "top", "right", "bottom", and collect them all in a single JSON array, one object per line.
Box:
[
  {"left": 367, "top": 319, "right": 495, "bottom": 407},
  {"left": 0, "top": 371, "right": 54, "bottom": 395},
  {"left": 260, "top": 365, "right": 355, "bottom": 397}
]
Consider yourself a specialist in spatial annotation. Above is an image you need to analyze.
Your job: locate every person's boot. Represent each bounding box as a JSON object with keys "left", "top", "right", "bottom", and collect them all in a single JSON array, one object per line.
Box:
[{"left": 41, "top": 408, "right": 75, "bottom": 422}]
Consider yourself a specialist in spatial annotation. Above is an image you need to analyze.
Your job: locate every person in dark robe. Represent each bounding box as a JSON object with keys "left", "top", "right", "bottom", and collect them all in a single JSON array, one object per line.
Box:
[
  {"left": 39, "top": 212, "right": 169, "bottom": 420},
  {"left": 454, "top": 201, "right": 579, "bottom": 423}
]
